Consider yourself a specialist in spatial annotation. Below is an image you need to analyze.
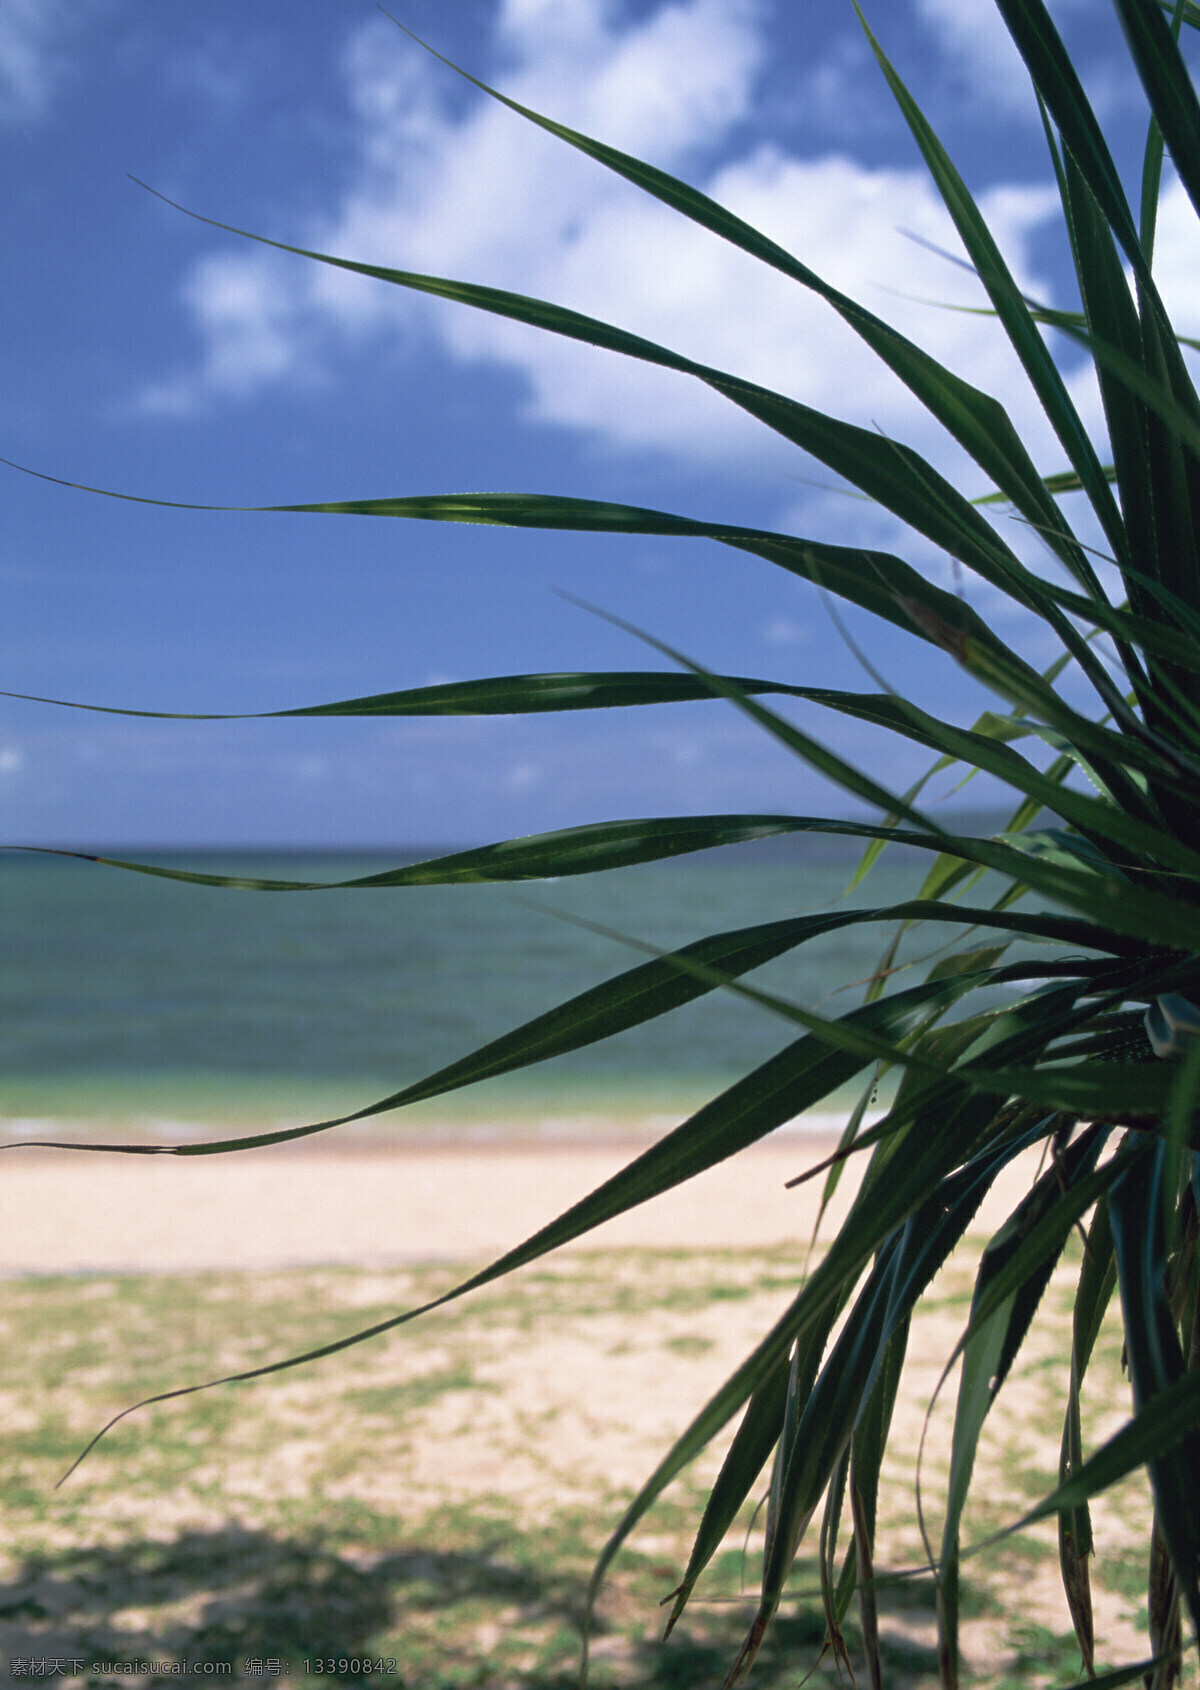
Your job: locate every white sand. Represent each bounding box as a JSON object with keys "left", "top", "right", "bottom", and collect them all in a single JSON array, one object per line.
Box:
[{"left": 0, "top": 1118, "right": 1051, "bottom": 1274}]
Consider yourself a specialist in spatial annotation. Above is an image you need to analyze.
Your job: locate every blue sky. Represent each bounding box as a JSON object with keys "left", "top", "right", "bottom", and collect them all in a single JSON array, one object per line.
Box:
[{"left": 5, "top": 0, "right": 1200, "bottom": 847}]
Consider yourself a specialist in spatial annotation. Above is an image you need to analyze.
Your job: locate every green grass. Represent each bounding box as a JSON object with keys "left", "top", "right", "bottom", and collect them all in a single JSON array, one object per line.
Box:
[{"left": 0, "top": 1241, "right": 1165, "bottom": 1687}]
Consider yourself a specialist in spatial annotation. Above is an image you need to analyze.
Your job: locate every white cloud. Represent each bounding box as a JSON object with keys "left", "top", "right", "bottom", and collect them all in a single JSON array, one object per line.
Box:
[
  {"left": 915, "top": 0, "right": 1104, "bottom": 118},
  {"left": 649, "top": 728, "right": 703, "bottom": 766},
  {"left": 139, "top": 250, "right": 324, "bottom": 415},
  {"left": 1148, "top": 175, "right": 1200, "bottom": 352},
  {"left": 166, "top": 34, "right": 256, "bottom": 112},
  {"left": 140, "top": 0, "right": 1073, "bottom": 489},
  {"left": 763, "top": 615, "right": 807, "bottom": 647},
  {"left": 1037, "top": 172, "right": 1200, "bottom": 477},
  {"left": 776, "top": 32, "right": 888, "bottom": 141},
  {"left": 506, "top": 760, "right": 544, "bottom": 791},
  {"left": 0, "top": 0, "right": 106, "bottom": 125},
  {"left": 914, "top": 0, "right": 1035, "bottom": 117}
]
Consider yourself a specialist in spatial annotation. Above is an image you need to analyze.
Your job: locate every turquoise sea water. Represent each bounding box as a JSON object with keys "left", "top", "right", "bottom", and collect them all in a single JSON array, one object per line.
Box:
[{"left": 3, "top": 841, "right": 1020, "bottom": 1143}]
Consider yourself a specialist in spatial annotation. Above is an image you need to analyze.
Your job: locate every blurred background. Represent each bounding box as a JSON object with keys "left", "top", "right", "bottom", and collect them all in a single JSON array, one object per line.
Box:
[
  {"left": 3, "top": 0, "right": 1175, "bottom": 1132},
  {"left": 8, "top": 0, "right": 1198, "bottom": 846}
]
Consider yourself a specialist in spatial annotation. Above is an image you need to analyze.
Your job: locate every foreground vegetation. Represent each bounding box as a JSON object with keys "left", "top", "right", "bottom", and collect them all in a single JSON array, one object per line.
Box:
[
  {"left": 0, "top": 1240, "right": 1158, "bottom": 1686},
  {"left": 11, "top": 0, "right": 1200, "bottom": 1682}
]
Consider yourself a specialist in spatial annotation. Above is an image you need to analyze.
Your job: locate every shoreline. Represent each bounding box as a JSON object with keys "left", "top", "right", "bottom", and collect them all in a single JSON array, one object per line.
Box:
[
  {"left": 0, "top": 1117, "right": 1051, "bottom": 1277},
  {"left": 0, "top": 1105, "right": 875, "bottom": 1153},
  {"left": 0, "top": 1134, "right": 846, "bottom": 1277}
]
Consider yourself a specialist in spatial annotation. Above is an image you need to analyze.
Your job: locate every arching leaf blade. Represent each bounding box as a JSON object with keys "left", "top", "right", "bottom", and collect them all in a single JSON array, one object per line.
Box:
[
  {"left": 936, "top": 1123, "right": 1110, "bottom": 1680},
  {"left": 2, "top": 458, "right": 1059, "bottom": 705},
  {"left": 14, "top": 809, "right": 1198, "bottom": 950},
  {"left": 10, "top": 816, "right": 819, "bottom": 891},
  {"left": 853, "top": 2, "right": 1128, "bottom": 591},
  {"left": 995, "top": 0, "right": 1143, "bottom": 268},
  {"left": 1012, "top": 1365, "right": 1200, "bottom": 1530},
  {"left": 382, "top": 12, "right": 1123, "bottom": 611},
  {"left": 744, "top": 1125, "right": 1046, "bottom": 1678},
  {"left": 1115, "top": 0, "right": 1200, "bottom": 232},
  {"left": 661, "top": 1355, "right": 791, "bottom": 1639},
  {"left": 0, "top": 670, "right": 815, "bottom": 721},
  {"left": 5, "top": 895, "right": 1128, "bottom": 1162},
  {"left": 792, "top": 686, "right": 1200, "bottom": 843},
  {"left": 81, "top": 179, "right": 1108, "bottom": 639},
  {"left": 61, "top": 975, "right": 966, "bottom": 1493},
  {"left": 1109, "top": 1145, "right": 1200, "bottom": 1637}
]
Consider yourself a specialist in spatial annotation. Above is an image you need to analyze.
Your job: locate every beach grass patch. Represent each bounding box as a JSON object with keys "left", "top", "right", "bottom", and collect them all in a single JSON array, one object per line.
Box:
[{"left": 0, "top": 1240, "right": 1160, "bottom": 1684}]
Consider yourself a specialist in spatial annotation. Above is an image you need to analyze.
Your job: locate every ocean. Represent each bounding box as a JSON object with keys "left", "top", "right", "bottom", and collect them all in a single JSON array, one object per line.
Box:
[{"left": 2, "top": 839, "right": 1028, "bottom": 1146}]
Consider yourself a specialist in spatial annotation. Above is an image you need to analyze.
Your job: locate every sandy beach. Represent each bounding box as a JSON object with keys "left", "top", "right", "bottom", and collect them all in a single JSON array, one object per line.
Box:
[
  {"left": 0, "top": 1115, "right": 1053, "bottom": 1275},
  {"left": 0, "top": 1113, "right": 1154, "bottom": 1682}
]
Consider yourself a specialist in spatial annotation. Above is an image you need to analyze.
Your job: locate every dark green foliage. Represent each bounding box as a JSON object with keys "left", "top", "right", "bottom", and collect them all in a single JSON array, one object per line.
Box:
[{"left": 14, "top": 1, "right": 1200, "bottom": 1682}]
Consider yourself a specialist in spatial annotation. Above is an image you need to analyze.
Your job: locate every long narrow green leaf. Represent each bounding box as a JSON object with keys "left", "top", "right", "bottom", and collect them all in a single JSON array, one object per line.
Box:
[
  {"left": 5, "top": 895, "right": 1123, "bottom": 1161},
  {"left": 959, "top": 1061, "right": 1174, "bottom": 1119},
  {"left": 665, "top": 1277, "right": 859, "bottom": 1643},
  {"left": 1035, "top": 579, "right": 1200, "bottom": 679},
  {"left": 1063, "top": 150, "right": 1172, "bottom": 619},
  {"left": 19, "top": 797, "right": 1198, "bottom": 950},
  {"left": 991, "top": 1124, "right": 1109, "bottom": 1391},
  {"left": 995, "top": 0, "right": 1143, "bottom": 271},
  {"left": 936, "top": 1143, "right": 1145, "bottom": 1381},
  {"left": 381, "top": 11, "right": 1124, "bottom": 607},
  {"left": 848, "top": 646, "right": 1075, "bottom": 903},
  {"left": 1059, "top": 1362, "right": 1095, "bottom": 1674},
  {"left": 761, "top": 1324, "right": 808, "bottom": 1640},
  {"left": 1045, "top": 1655, "right": 1186, "bottom": 1690},
  {"left": 1059, "top": 1194, "right": 1117, "bottom": 1678},
  {"left": 1135, "top": 305, "right": 1200, "bottom": 656},
  {"left": 77, "top": 183, "right": 1147, "bottom": 711},
  {"left": 10, "top": 816, "right": 818, "bottom": 891},
  {"left": 60, "top": 973, "right": 969, "bottom": 1493},
  {"left": 506, "top": 904, "right": 1006, "bottom": 1090},
  {"left": 1017, "top": 1362, "right": 1200, "bottom": 1531},
  {"left": 736, "top": 1241, "right": 906, "bottom": 1682},
  {"left": 1, "top": 459, "right": 1062, "bottom": 701},
  {"left": 972, "top": 450, "right": 1120, "bottom": 498},
  {"left": 952, "top": 815, "right": 1200, "bottom": 952},
  {"left": 810, "top": 1075, "right": 880, "bottom": 1243},
  {"left": 1006, "top": 302, "right": 1200, "bottom": 361},
  {"left": 849, "top": 1311, "right": 910, "bottom": 1690},
  {"left": 1072, "top": 1186, "right": 1118, "bottom": 1391},
  {"left": 1052, "top": 153, "right": 1200, "bottom": 706},
  {"left": 1046, "top": 183, "right": 1200, "bottom": 472},
  {"left": 1155, "top": 0, "right": 1200, "bottom": 28},
  {"left": 1110, "top": 1144, "right": 1200, "bottom": 1637},
  {"left": 853, "top": 3, "right": 1128, "bottom": 594},
  {"left": 1138, "top": 0, "right": 1187, "bottom": 267},
  {"left": 818, "top": 1446, "right": 855, "bottom": 1654},
  {"left": 1102, "top": 560, "right": 1200, "bottom": 651},
  {"left": 937, "top": 1123, "right": 1110, "bottom": 1683},
  {"left": 661, "top": 1354, "right": 791, "bottom": 1638},
  {"left": 1116, "top": 0, "right": 1200, "bottom": 231},
  {"left": 1018, "top": 2, "right": 1200, "bottom": 637},
  {"left": 0, "top": 670, "right": 815, "bottom": 720},
  {"left": 793, "top": 687, "right": 1200, "bottom": 852}
]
